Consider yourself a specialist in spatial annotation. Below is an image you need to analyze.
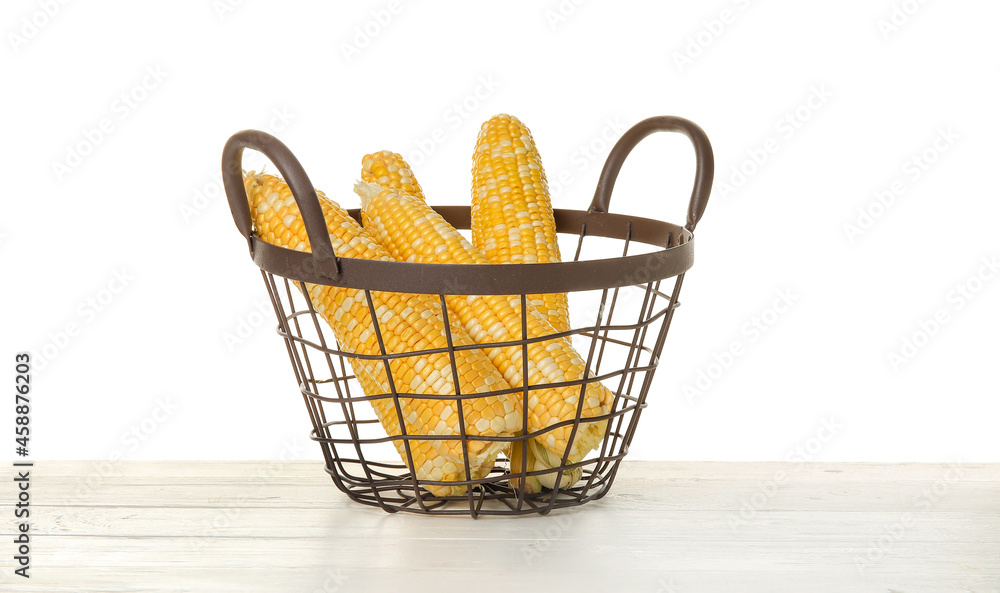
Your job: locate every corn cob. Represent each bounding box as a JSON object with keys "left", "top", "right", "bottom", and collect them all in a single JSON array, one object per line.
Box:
[
  {"left": 244, "top": 172, "right": 520, "bottom": 496},
  {"left": 359, "top": 152, "right": 543, "bottom": 492},
  {"left": 361, "top": 143, "right": 572, "bottom": 491},
  {"left": 355, "top": 181, "right": 614, "bottom": 490},
  {"left": 362, "top": 150, "right": 426, "bottom": 203},
  {"left": 471, "top": 114, "right": 570, "bottom": 335}
]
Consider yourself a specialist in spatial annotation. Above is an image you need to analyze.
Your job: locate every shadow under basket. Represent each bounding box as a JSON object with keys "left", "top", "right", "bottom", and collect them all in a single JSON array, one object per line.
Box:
[{"left": 221, "top": 116, "right": 714, "bottom": 517}]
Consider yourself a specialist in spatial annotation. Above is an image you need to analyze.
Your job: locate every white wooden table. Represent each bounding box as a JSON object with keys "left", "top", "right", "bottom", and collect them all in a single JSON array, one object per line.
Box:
[{"left": 2, "top": 461, "right": 997, "bottom": 592}]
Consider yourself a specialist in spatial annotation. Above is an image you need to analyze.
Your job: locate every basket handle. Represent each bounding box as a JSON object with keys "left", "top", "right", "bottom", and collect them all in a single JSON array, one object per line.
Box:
[
  {"left": 588, "top": 116, "right": 714, "bottom": 232},
  {"left": 222, "top": 130, "right": 338, "bottom": 268}
]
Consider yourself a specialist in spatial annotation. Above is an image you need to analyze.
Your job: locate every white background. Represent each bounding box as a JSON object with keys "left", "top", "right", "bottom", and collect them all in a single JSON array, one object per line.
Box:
[{"left": 4, "top": 0, "right": 998, "bottom": 464}]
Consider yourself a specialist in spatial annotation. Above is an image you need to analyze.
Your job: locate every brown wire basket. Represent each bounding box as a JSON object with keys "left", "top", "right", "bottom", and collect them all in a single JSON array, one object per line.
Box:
[{"left": 222, "top": 116, "right": 714, "bottom": 517}]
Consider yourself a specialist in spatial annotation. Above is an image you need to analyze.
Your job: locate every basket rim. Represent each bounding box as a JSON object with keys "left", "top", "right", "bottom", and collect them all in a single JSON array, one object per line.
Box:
[
  {"left": 248, "top": 205, "right": 694, "bottom": 293},
  {"left": 223, "top": 115, "right": 714, "bottom": 295}
]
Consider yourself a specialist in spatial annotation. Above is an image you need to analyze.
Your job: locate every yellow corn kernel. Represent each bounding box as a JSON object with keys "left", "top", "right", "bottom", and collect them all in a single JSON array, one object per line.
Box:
[{"left": 361, "top": 150, "right": 425, "bottom": 203}]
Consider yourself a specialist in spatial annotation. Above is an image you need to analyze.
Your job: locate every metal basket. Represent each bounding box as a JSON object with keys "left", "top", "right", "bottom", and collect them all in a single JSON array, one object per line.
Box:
[{"left": 222, "top": 116, "right": 714, "bottom": 517}]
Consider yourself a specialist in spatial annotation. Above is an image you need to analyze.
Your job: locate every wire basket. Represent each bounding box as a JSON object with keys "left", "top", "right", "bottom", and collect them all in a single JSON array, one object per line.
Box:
[{"left": 222, "top": 116, "right": 714, "bottom": 517}]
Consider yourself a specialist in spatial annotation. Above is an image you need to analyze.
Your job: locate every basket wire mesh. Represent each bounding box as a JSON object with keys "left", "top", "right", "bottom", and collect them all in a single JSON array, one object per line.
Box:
[{"left": 223, "top": 116, "right": 714, "bottom": 517}]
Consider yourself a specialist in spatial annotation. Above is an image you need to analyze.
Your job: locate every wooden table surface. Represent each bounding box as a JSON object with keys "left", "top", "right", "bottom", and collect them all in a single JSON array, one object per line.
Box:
[{"left": 2, "top": 461, "right": 997, "bottom": 592}]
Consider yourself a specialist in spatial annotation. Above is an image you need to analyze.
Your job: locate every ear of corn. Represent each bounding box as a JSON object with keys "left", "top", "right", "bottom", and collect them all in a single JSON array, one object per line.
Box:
[
  {"left": 355, "top": 181, "right": 614, "bottom": 490},
  {"left": 359, "top": 153, "right": 541, "bottom": 493},
  {"left": 471, "top": 115, "right": 574, "bottom": 491},
  {"left": 244, "top": 172, "right": 520, "bottom": 497},
  {"left": 362, "top": 150, "right": 425, "bottom": 203},
  {"left": 362, "top": 137, "right": 575, "bottom": 492},
  {"left": 471, "top": 114, "right": 570, "bottom": 335}
]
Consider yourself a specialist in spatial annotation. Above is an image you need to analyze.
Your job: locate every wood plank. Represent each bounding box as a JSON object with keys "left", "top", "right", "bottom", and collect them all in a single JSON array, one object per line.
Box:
[
  {"left": 26, "top": 460, "right": 1000, "bottom": 481},
  {"left": 18, "top": 478, "right": 997, "bottom": 514},
  {"left": 0, "top": 461, "right": 996, "bottom": 593},
  {"left": 7, "top": 566, "right": 999, "bottom": 593},
  {"left": 21, "top": 506, "right": 999, "bottom": 542},
  {"left": 19, "top": 534, "right": 998, "bottom": 569}
]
